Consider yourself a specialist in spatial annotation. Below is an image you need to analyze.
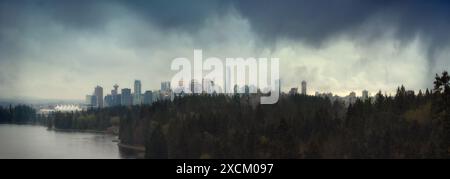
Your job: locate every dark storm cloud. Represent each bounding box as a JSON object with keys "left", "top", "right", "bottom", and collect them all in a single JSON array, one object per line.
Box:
[
  {"left": 120, "top": 0, "right": 232, "bottom": 31},
  {"left": 0, "top": 0, "right": 110, "bottom": 30},
  {"left": 233, "top": 0, "right": 393, "bottom": 45},
  {"left": 0, "top": 0, "right": 232, "bottom": 33},
  {"left": 4, "top": 0, "right": 450, "bottom": 48},
  {"left": 233, "top": 0, "right": 450, "bottom": 46}
]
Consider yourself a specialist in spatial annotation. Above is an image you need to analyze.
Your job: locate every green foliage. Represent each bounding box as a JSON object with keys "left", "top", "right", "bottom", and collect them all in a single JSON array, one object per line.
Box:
[{"left": 48, "top": 106, "right": 128, "bottom": 131}]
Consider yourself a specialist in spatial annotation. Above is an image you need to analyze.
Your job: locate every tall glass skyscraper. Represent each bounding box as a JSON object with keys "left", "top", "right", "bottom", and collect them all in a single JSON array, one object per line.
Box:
[
  {"left": 161, "top": 81, "right": 171, "bottom": 92},
  {"left": 121, "top": 88, "right": 132, "bottom": 106},
  {"left": 133, "top": 80, "right": 142, "bottom": 105},
  {"left": 301, "top": 80, "right": 307, "bottom": 95},
  {"left": 94, "top": 86, "right": 103, "bottom": 108},
  {"left": 143, "top": 90, "right": 153, "bottom": 105}
]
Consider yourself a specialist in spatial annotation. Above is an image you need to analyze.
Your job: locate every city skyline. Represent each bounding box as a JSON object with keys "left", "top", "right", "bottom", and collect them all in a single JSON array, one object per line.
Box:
[
  {"left": 1, "top": 1, "right": 450, "bottom": 100},
  {"left": 85, "top": 78, "right": 383, "bottom": 102}
]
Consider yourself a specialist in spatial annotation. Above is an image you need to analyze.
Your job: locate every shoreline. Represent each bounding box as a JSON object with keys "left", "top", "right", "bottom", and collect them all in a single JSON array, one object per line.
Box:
[
  {"left": 50, "top": 128, "right": 108, "bottom": 134},
  {"left": 117, "top": 143, "right": 146, "bottom": 152},
  {"left": 49, "top": 126, "right": 119, "bottom": 135}
]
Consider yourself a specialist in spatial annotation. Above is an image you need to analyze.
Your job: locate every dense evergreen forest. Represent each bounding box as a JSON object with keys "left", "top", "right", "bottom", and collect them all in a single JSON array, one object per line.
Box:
[
  {"left": 45, "top": 108, "right": 121, "bottom": 131},
  {"left": 123, "top": 71, "right": 449, "bottom": 158},
  {"left": 0, "top": 105, "right": 37, "bottom": 124}
]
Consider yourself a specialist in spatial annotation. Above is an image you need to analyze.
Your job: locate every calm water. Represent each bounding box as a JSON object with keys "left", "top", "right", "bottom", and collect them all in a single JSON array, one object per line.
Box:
[{"left": 0, "top": 124, "right": 138, "bottom": 159}]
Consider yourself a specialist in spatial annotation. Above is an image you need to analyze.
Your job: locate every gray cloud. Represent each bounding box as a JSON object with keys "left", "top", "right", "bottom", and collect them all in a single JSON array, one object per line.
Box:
[{"left": 0, "top": 0, "right": 450, "bottom": 99}]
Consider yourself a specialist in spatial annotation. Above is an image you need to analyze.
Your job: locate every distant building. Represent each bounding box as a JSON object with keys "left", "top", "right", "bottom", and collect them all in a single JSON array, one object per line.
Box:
[
  {"left": 348, "top": 91, "right": 357, "bottom": 104},
  {"left": 121, "top": 88, "right": 132, "bottom": 106},
  {"left": 202, "top": 78, "right": 214, "bottom": 94},
  {"left": 112, "top": 84, "right": 121, "bottom": 106},
  {"left": 143, "top": 90, "right": 153, "bottom": 105},
  {"left": 104, "top": 94, "right": 113, "bottom": 107},
  {"left": 114, "top": 94, "right": 121, "bottom": 106},
  {"left": 362, "top": 90, "right": 369, "bottom": 101},
  {"left": 54, "top": 104, "right": 82, "bottom": 112},
  {"left": 234, "top": 84, "right": 239, "bottom": 94},
  {"left": 289, "top": 88, "right": 298, "bottom": 95},
  {"left": 90, "top": 95, "right": 97, "bottom": 107},
  {"left": 190, "top": 79, "right": 202, "bottom": 94},
  {"left": 161, "top": 81, "right": 171, "bottom": 92},
  {"left": 173, "top": 79, "right": 188, "bottom": 95},
  {"left": 94, "top": 86, "right": 103, "bottom": 108},
  {"left": 301, "top": 80, "right": 307, "bottom": 95},
  {"left": 133, "top": 80, "right": 142, "bottom": 105},
  {"left": 152, "top": 90, "right": 161, "bottom": 102},
  {"left": 85, "top": 95, "right": 96, "bottom": 108},
  {"left": 85, "top": 95, "right": 93, "bottom": 105},
  {"left": 244, "top": 85, "right": 250, "bottom": 95},
  {"left": 112, "top": 84, "right": 119, "bottom": 96}
]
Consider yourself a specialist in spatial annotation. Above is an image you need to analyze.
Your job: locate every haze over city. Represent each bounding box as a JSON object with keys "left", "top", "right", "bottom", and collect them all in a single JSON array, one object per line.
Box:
[{"left": 1, "top": 0, "right": 450, "bottom": 100}]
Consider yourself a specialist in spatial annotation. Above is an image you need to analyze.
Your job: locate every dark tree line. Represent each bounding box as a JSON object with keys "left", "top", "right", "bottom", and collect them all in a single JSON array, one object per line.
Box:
[
  {"left": 137, "top": 71, "right": 448, "bottom": 159},
  {"left": 0, "top": 105, "right": 36, "bottom": 124},
  {"left": 45, "top": 106, "right": 123, "bottom": 131}
]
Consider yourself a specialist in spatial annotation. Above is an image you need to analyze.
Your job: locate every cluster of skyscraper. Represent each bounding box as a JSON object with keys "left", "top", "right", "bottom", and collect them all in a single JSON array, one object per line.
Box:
[
  {"left": 85, "top": 78, "right": 374, "bottom": 108},
  {"left": 85, "top": 80, "right": 172, "bottom": 108},
  {"left": 288, "top": 80, "right": 373, "bottom": 106},
  {"left": 289, "top": 80, "right": 308, "bottom": 95}
]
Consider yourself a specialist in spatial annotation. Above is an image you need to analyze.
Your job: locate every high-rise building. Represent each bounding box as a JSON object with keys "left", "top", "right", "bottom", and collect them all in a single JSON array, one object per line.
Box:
[
  {"left": 161, "top": 81, "right": 171, "bottom": 92},
  {"left": 189, "top": 79, "right": 202, "bottom": 94},
  {"left": 143, "top": 90, "right": 153, "bottom": 105},
  {"left": 152, "top": 90, "right": 160, "bottom": 102},
  {"left": 85, "top": 95, "right": 92, "bottom": 105},
  {"left": 202, "top": 78, "right": 215, "bottom": 94},
  {"left": 301, "top": 80, "right": 307, "bottom": 95},
  {"left": 94, "top": 86, "right": 103, "bottom": 108},
  {"left": 133, "top": 80, "right": 142, "bottom": 105},
  {"left": 348, "top": 91, "right": 357, "bottom": 104},
  {"left": 104, "top": 94, "right": 113, "bottom": 107},
  {"left": 90, "top": 95, "right": 97, "bottom": 107},
  {"left": 244, "top": 85, "right": 250, "bottom": 95},
  {"left": 121, "top": 88, "right": 132, "bottom": 106},
  {"left": 362, "top": 90, "right": 369, "bottom": 101},
  {"left": 114, "top": 94, "right": 121, "bottom": 106}
]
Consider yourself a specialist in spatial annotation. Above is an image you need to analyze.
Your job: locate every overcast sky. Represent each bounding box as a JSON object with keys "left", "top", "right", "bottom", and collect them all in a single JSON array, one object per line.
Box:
[{"left": 1, "top": 0, "right": 450, "bottom": 100}]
